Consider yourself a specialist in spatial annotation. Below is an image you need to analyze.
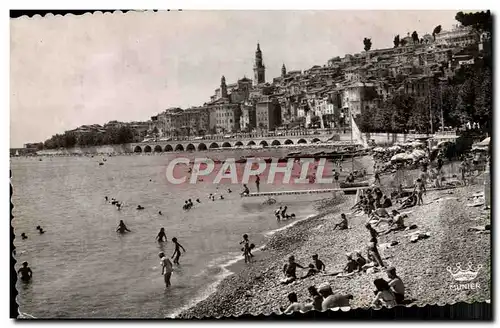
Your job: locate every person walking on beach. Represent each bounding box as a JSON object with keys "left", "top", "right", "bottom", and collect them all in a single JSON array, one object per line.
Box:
[
  {"left": 17, "top": 261, "right": 33, "bottom": 283},
  {"left": 239, "top": 234, "right": 254, "bottom": 263},
  {"left": 156, "top": 228, "right": 167, "bottom": 242},
  {"left": 171, "top": 237, "right": 186, "bottom": 265},
  {"left": 159, "top": 252, "right": 173, "bottom": 287},
  {"left": 413, "top": 178, "right": 426, "bottom": 206},
  {"left": 116, "top": 220, "right": 131, "bottom": 233}
]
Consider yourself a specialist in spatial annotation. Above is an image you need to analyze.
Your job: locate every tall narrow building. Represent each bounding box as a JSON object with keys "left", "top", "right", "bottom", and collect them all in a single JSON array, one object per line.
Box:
[
  {"left": 253, "top": 43, "right": 266, "bottom": 86},
  {"left": 281, "top": 63, "right": 287, "bottom": 78},
  {"left": 221, "top": 75, "right": 228, "bottom": 98}
]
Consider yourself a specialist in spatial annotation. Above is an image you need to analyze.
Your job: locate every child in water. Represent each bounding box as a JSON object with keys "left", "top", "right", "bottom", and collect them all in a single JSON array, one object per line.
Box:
[
  {"left": 17, "top": 261, "right": 33, "bottom": 283},
  {"left": 156, "top": 228, "right": 167, "bottom": 242},
  {"left": 116, "top": 220, "right": 131, "bottom": 233},
  {"left": 171, "top": 237, "right": 186, "bottom": 265},
  {"left": 159, "top": 252, "right": 173, "bottom": 287},
  {"left": 239, "top": 234, "right": 254, "bottom": 263}
]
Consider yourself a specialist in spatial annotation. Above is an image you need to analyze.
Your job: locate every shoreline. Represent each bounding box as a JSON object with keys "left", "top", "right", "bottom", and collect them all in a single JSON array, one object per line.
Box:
[
  {"left": 167, "top": 211, "right": 321, "bottom": 318},
  {"left": 176, "top": 172, "right": 490, "bottom": 319}
]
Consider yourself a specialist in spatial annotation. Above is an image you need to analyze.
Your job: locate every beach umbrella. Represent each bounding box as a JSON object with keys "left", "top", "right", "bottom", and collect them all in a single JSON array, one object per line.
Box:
[
  {"left": 391, "top": 153, "right": 411, "bottom": 162},
  {"left": 410, "top": 149, "right": 426, "bottom": 160}
]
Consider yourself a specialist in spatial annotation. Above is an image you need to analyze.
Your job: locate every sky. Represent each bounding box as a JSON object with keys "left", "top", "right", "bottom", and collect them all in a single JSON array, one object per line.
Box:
[{"left": 10, "top": 10, "right": 458, "bottom": 147}]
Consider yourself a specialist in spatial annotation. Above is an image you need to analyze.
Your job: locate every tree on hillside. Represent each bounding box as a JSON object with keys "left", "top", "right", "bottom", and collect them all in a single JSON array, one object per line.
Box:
[
  {"left": 399, "top": 39, "right": 407, "bottom": 47},
  {"left": 432, "top": 25, "right": 442, "bottom": 40},
  {"left": 363, "top": 37, "right": 372, "bottom": 52},
  {"left": 411, "top": 31, "right": 419, "bottom": 44},
  {"left": 393, "top": 35, "right": 400, "bottom": 48},
  {"left": 455, "top": 10, "right": 492, "bottom": 32}
]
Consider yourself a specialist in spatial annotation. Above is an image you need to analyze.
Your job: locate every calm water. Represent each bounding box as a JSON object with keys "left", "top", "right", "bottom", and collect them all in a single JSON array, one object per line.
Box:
[{"left": 11, "top": 149, "right": 348, "bottom": 318}]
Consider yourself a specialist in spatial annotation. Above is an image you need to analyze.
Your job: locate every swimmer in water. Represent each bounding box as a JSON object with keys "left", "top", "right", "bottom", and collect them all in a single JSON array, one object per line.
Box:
[
  {"left": 137, "top": 205, "right": 144, "bottom": 210},
  {"left": 156, "top": 228, "right": 167, "bottom": 242},
  {"left": 158, "top": 211, "right": 163, "bottom": 215},
  {"left": 18, "top": 261, "right": 33, "bottom": 283},
  {"left": 21, "top": 233, "right": 27, "bottom": 240},
  {"left": 171, "top": 237, "right": 186, "bottom": 265},
  {"left": 196, "top": 199, "right": 201, "bottom": 203},
  {"left": 105, "top": 196, "right": 109, "bottom": 202},
  {"left": 159, "top": 252, "right": 173, "bottom": 287},
  {"left": 116, "top": 203, "right": 122, "bottom": 210},
  {"left": 116, "top": 220, "right": 131, "bottom": 233},
  {"left": 220, "top": 195, "right": 224, "bottom": 200},
  {"left": 228, "top": 188, "right": 232, "bottom": 193}
]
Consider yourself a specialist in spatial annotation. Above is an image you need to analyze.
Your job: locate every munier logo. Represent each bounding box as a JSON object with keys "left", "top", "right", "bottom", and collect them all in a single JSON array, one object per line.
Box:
[{"left": 447, "top": 262, "right": 482, "bottom": 282}]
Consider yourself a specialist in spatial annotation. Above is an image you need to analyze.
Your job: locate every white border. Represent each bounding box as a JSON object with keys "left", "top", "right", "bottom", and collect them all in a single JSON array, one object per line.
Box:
[{"left": 3, "top": 1, "right": 498, "bottom": 328}]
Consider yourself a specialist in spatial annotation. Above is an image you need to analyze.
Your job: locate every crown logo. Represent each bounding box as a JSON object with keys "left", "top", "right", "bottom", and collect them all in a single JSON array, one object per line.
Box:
[{"left": 446, "top": 262, "right": 482, "bottom": 282}]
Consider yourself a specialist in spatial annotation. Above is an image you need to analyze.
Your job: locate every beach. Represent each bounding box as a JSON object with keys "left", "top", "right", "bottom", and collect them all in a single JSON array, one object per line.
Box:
[{"left": 177, "top": 169, "right": 491, "bottom": 319}]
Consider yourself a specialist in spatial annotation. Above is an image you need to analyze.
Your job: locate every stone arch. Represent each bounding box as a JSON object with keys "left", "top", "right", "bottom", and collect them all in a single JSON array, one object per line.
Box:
[
  {"left": 235, "top": 141, "right": 244, "bottom": 147},
  {"left": 134, "top": 145, "right": 142, "bottom": 153},
  {"left": 144, "top": 145, "right": 152, "bottom": 153},
  {"left": 198, "top": 143, "right": 208, "bottom": 151},
  {"left": 175, "top": 144, "right": 184, "bottom": 151},
  {"left": 259, "top": 140, "right": 269, "bottom": 147},
  {"left": 186, "top": 144, "right": 196, "bottom": 152},
  {"left": 311, "top": 138, "right": 321, "bottom": 143},
  {"left": 209, "top": 142, "right": 219, "bottom": 149},
  {"left": 154, "top": 145, "right": 163, "bottom": 152},
  {"left": 222, "top": 142, "right": 232, "bottom": 148},
  {"left": 297, "top": 139, "right": 307, "bottom": 144},
  {"left": 164, "top": 144, "right": 173, "bottom": 152},
  {"left": 247, "top": 140, "right": 256, "bottom": 146},
  {"left": 284, "top": 139, "right": 294, "bottom": 145},
  {"left": 271, "top": 140, "right": 281, "bottom": 146}
]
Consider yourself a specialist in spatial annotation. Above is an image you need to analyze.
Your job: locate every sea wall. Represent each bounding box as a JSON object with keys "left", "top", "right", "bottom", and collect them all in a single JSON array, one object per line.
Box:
[
  {"left": 37, "top": 144, "right": 133, "bottom": 156},
  {"left": 364, "top": 132, "right": 431, "bottom": 145}
]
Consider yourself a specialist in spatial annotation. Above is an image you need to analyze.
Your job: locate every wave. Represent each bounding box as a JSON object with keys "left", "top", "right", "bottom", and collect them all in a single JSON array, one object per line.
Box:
[{"left": 166, "top": 210, "right": 318, "bottom": 318}]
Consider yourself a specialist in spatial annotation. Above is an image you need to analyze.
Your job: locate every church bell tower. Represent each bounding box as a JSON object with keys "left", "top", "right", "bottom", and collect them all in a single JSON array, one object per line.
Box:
[{"left": 253, "top": 43, "right": 266, "bottom": 86}]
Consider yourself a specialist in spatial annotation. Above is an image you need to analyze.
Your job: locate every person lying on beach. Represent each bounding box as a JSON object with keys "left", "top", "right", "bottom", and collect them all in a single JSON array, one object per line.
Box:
[
  {"left": 281, "top": 256, "right": 305, "bottom": 285},
  {"left": 387, "top": 266, "right": 405, "bottom": 304},
  {"left": 17, "top": 261, "right": 33, "bottom": 283},
  {"left": 333, "top": 213, "right": 349, "bottom": 230},
  {"left": 303, "top": 286, "right": 324, "bottom": 312},
  {"left": 171, "top": 237, "right": 186, "bottom": 265},
  {"left": 159, "top": 252, "right": 173, "bottom": 287},
  {"left": 312, "top": 254, "right": 326, "bottom": 272},
  {"left": 156, "top": 227, "right": 167, "bottom": 242},
  {"left": 399, "top": 193, "right": 418, "bottom": 210},
  {"left": 283, "top": 292, "right": 305, "bottom": 314},
  {"left": 116, "top": 220, "right": 131, "bottom": 233},
  {"left": 381, "top": 210, "right": 407, "bottom": 234},
  {"left": 318, "top": 283, "right": 353, "bottom": 310},
  {"left": 372, "top": 278, "right": 397, "bottom": 308},
  {"left": 300, "top": 264, "right": 319, "bottom": 279}
]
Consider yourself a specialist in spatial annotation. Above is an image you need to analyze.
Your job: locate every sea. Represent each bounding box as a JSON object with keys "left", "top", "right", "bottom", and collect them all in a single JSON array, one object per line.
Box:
[{"left": 11, "top": 149, "right": 360, "bottom": 318}]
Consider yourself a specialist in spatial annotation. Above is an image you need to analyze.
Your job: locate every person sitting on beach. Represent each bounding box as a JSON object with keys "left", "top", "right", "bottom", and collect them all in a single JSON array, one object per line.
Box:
[
  {"left": 399, "top": 192, "right": 418, "bottom": 210},
  {"left": 171, "top": 237, "right": 186, "bottom": 265},
  {"left": 318, "top": 283, "right": 353, "bottom": 310},
  {"left": 300, "top": 264, "right": 319, "bottom": 279},
  {"left": 17, "top": 261, "right": 33, "bottom": 283},
  {"left": 304, "top": 286, "right": 324, "bottom": 312},
  {"left": 343, "top": 254, "right": 358, "bottom": 274},
  {"left": 159, "top": 252, "right": 174, "bottom": 287},
  {"left": 385, "top": 210, "right": 407, "bottom": 233},
  {"left": 381, "top": 195, "right": 392, "bottom": 208},
  {"left": 283, "top": 292, "right": 305, "bottom": 314},
  {"left": 372, "top": 278, "right": 397, "bottom": 308},
  {"left": 386, "top": 267, "right": 405, "bottom": 304},
  {"left": 351, "top": 196, "right": 365, "bottom": 213},
  {"left": 345, "top": 173, "right": 354, "bottom": 183},
  {"left": 369, "top": 208, "right": 391, "bottom": 226},
  {"left": 156, "top": 227, "right": 167, "bottom": 242},
  {"left": 116, "top": 220, "right": 131, "bottom": 233},
  {"left": 366, "top": 242, "right": 385, "bottom": 268},
  {"left": 333, "top": 213, "right": 348, "bottom": 230},
  {"left": 354, "top": 251, "right": 367, "bottom": 271},
  {"left": 312, "top": 254, "right": 326, "bottom": 272},
  {"left": 281, "top": 255, "right": 305, "bottom": 285}
]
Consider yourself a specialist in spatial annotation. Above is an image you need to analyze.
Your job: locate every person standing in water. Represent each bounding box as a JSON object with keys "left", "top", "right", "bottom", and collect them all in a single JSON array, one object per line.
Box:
[
  {"left": 159, "top": 252, "right": 173, "bottom": 287},
  {"left": 255, "top": 175, "right": 260, "bottom": 193},
  {"left": 156, "top": 228, "right": 167, "bottom": 242},
  {"left": 18, "top": 261, "right": 33, "bottom": 283},
  {"left": 171, "top": 237, "right": 186, "bottom": 265},
  {"left": 116, "top": 220, "right": 131, "bottom": 233}
]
